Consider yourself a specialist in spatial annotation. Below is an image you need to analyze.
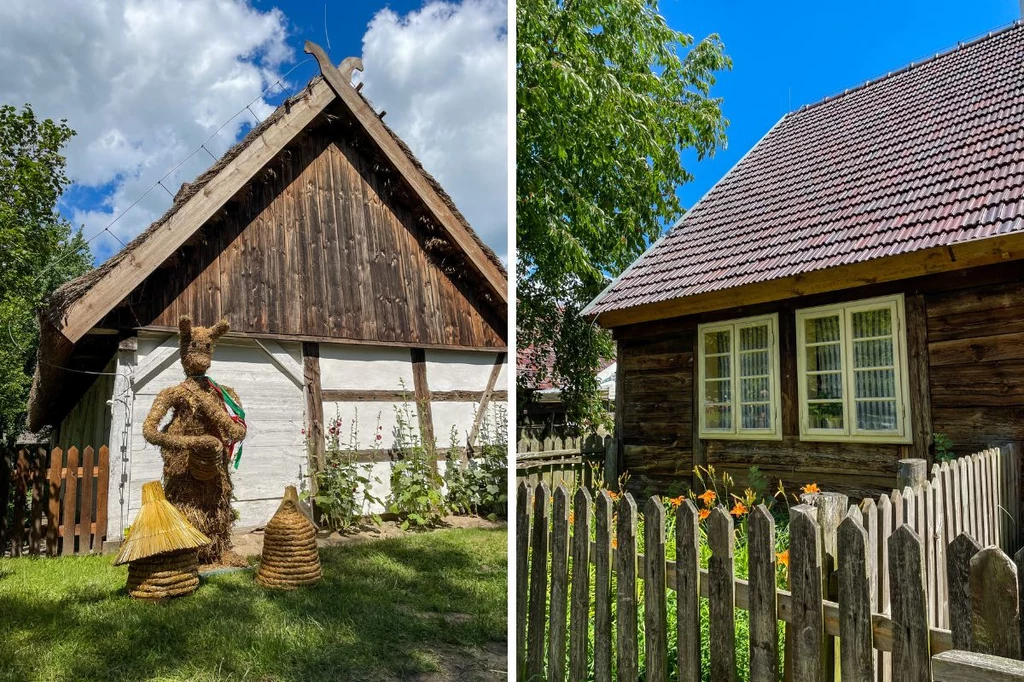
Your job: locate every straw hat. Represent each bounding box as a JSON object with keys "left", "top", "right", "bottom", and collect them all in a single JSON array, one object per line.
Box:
[
  {"left": 116, "top": 480, "right": 210, "bottom": 599},
  {"left": 256, "top": 486, "right": 322, "bottom": 589}
]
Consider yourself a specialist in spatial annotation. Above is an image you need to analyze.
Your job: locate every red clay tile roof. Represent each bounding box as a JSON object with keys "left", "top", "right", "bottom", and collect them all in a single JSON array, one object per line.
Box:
[
  {"left": 517, "top": 343, "right": 614, "bottom": 390},
  {"left": 586, "top": 22, "right": 1024, "bottom": 317}
]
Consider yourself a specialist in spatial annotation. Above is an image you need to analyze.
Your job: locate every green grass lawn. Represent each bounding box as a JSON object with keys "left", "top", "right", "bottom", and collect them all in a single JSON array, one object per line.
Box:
[{"left": 0, "top": 528, "right": 507, "bottom": 682}]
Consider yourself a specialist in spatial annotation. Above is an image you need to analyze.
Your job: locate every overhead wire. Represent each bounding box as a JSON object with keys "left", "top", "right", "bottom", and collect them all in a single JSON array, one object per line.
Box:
[{"left": 5, "top": 55, "right": 317, "bottom": 373}]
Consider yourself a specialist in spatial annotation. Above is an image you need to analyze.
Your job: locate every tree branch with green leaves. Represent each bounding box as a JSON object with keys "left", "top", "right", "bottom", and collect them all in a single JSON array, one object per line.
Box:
[{"left": 516, "top": 0, "right": 731, "bottom": 427}]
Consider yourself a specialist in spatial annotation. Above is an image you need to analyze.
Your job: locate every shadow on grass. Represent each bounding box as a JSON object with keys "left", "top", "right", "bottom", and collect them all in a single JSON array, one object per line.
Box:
[{"left": 0, "top": 528, "right": 507, "bottom": 682}]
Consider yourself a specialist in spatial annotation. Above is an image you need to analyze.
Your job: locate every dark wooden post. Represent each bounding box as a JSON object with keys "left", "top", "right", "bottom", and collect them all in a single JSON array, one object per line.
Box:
[
  {"left": 302, "top": 342, "right": 325, "bottom": 499},
  {"left": 898, "top": 459, "right": 928, "bottom": 493},
  {"left": 802, "top": 491, "right": 848, "bottom": 682},
  {"left": 410, "top": 348, "right": 436, "bottom": 465}
]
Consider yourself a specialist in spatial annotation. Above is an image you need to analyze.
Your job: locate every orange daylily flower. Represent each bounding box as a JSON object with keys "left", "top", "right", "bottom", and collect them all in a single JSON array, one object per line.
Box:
[
  {"left": 669, "top": 495, "right": 685, "bottom": 508},
  {"left": 611, "top": 537, "right": 619, "bottom": 550},
  {"left": 569, "top": 511, "right": 575, "bottom": 525},
  {"left": 698, "top": 509, "right": 711, "bottom": 522},
  {"left": 776, "top": 550, "right": 790, "bottom": 568},
  {"left": 801, "top": 483, "right": 820, "bottom": 494},
  {"left": 730, "top": 501, "right": 748, "bottom": 517},
  {"left": 697, "top": 490, "right": 717, "bottom": 507},
  {"left": 608, "top": 491, "right": 621, "bottom": 501}
]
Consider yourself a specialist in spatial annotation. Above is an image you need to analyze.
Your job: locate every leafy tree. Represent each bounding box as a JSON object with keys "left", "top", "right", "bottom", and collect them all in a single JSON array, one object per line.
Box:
[
  {"left": 0, "top": 104, "right": 92, "bottom": 438},
  {"left": 517, "top": 0, "right": 731, "bottom": 426}
]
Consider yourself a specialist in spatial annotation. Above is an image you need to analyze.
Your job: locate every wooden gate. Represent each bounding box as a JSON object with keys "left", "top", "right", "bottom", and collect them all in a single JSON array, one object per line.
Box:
[{"left": 1, "top": 446, "right": 110, "bottom": 557}]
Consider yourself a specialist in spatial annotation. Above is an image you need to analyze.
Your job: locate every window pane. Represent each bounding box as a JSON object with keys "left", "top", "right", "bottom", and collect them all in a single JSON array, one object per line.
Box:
[
  {"left": 705, "top": 354, "right": 731, "bottom": 380},
  {"left": 856, "top": 400, "right": 898, "bottom": 431},
  {"left": 805, "top": 315, "right": 841, "bottom": 344},
  {"left": 852, "top": 308, "right": 892, "bottom": 338},
  {"left": 741, "top": 376, "right": 771, "bottom": 402},
  {"left": 740, "top": 325, "right": 769, "bottom": 351},
  {"left": 808, "top": 401, "right": 844, "bottom": 430},
  {"left": 807, "top": 372, "right": 843, "bottom": 400},
  {"left": 806, "top": 343, "right": 842, "bottom": 372},
  {"left": 741, "top": 349, "right": 769, "bottom": 377},
  {"left": 705, "top": 379, "right": 731, "bottom": 403},
  {"left": 741, "top": 403, "right": 772, "bottom": 430},
  {"left": 853, "top": 338, "right": 894, "bottom": 368},
  {"left": 855, "top": 368, "right": 896, "bottom": 399},
  {"left": 704, "top": 330, "right": 730, "bottom": 355},
  {"left": 705, "top": 403, "right": 732, "bottom": 430}
]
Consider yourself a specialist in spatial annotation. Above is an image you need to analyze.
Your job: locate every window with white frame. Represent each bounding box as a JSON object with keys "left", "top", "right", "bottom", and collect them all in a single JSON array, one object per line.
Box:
[
  {"left": 796, "top": 294, "right": 911, "bottom": 443},
  {"left": 697, "top": 314, "right": 781, "bottom": 439}
]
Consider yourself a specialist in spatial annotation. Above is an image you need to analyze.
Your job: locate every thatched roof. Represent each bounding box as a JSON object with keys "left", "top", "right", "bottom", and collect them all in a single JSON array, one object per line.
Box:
[{"left": 44, "top": 75, "right": 504, "bottom": 328}]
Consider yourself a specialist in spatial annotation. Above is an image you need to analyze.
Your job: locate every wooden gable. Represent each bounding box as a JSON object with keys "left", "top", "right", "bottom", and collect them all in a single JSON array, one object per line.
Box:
[{"left": 102, "top": 112, "right": 506, "bottom": 350}]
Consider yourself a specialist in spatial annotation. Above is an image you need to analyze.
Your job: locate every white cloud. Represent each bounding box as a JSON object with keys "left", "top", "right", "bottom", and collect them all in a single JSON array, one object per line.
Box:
[
  {"left": 0, "top": 0, "right": 290, "bottom": 262},
  {"left": 0, "top": 0, "right": 508, "bottom": 265},
  {"left": 359, "top": 0, "right": 508, "bottom": 263}
]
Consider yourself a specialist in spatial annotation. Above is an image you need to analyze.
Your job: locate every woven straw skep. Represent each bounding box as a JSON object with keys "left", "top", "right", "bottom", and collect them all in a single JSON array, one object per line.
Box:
[
  {"left": 115, "top": 481, "right": 211, "bottom": 565},
  {"left": 116, "top": 480, "right": 210, "bottom": 600},
  {"left": 256, "top": 486, "right": 322, "bottom": 589}
]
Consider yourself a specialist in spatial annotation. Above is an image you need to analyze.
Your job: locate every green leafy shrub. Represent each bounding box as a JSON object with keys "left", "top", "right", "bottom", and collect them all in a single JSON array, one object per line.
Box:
[
  {"left": 307, "top": 408, "right": 383, "bottom": 531},
  {"left": 444, "top": 404, "right": 509, "bottom": 520},
  {"left": 933, "top": 432, "right": 955, "bottom": 462},
  {"left": 387, "top": 402, "right": 448, "bottom": 529}
]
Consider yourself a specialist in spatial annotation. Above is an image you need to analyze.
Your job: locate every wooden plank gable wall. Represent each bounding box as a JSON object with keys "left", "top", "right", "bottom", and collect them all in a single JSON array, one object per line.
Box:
[
  {"left": 613, "top": 261, "right": 1024, "bottom": 501},
  {"left": 104, "top": 112, "right": 505, "bottom": 351}
]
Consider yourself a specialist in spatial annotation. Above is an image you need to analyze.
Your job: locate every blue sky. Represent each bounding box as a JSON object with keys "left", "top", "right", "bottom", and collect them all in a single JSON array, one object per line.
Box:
[
  {"left": 666, "top": 0, "right": 1021, "bottom": 212},
  {"left": 0, "top": 1, "right": 508, "bottom": 264}
]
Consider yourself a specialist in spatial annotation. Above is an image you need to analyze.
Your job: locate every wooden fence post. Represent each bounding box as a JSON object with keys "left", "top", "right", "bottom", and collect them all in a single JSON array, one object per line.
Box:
[
  {"left": 803, "top": 491, "right": 848, "bottom": 682},
  {"left": 749, "top": 504, "right": 778, "bottom": 682},
  {"left": 644, "top": 497, "right": 668, "bottom": 682},
  {"left": 969, "top": 546, "right": 1021, "bottom": 659},
  {"left": 677, "top": 499, "right": 701, "bottom": 682},
  {"left": 525, "top": 482, "right": 550, "bottom": 681},
  {"left": 594, "top": 490, "right": 613, "bottom": 682},
  {"left": 948, "top": 532, "right": 983, "bottom": 651},
  {"left": 838, "top": 508, "right": 873, "bottom": 682},
  {"left": 616, "top": 493, "right": 638, "bottom": 682},
  {"left": 11, "top": 449, "right": 28, "bottom": 557},
  {"left": 708, "top": 505, "right": 737, "bottom": 682},
  {"left": 61, "top": 447, "right": 79, "bottom": 556},
  {"left": 569, "top": 487, "right": 592, "bottom": 682},
  {"left": 46, "top": 448, "right": 60, "bottom": 556},
  {"left": 548, "top": 485, "right": 570, "bottom": 682},
  {"left": 29, "top": 447, "right": 45, "bottom": 557},
  {"left": 898, "top": 459, "right": 928, "bottom": 493},
  {"left": 889, "top": 525, "right": 930, "bottom": 682},
  {"left": 790, "top": 503, "right": 825, "bottom": 682},
  {"left": 516, "top": 481, "right": 530, "bottom": 675}
]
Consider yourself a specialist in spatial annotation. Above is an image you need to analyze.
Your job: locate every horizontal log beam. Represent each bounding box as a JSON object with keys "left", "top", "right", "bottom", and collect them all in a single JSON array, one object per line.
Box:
[{"left": 322, "top": 389, "right": 507, "bottom": 403}]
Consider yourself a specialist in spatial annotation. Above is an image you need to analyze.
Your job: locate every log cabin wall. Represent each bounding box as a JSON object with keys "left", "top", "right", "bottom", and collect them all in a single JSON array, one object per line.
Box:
[
  {"left": 612, "top": 260, "right": 1024, "bottom": 501},
  {"left": 103, "top": 111, "right": 505, "bottom": 350},
  {"left": 925, "top": 277, "right": 1024, "bottom": 455}
]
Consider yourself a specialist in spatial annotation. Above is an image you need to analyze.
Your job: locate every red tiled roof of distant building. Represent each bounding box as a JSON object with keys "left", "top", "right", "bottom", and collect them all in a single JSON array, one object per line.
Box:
[{"left": 586, "top": 22, "right": 1024, "bottom": 317}]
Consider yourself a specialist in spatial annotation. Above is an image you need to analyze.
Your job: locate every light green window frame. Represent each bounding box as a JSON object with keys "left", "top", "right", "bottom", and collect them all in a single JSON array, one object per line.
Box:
[
  {"left": 697, "top": 313, "right": 781, "bottom": 440},
  {"left": 795, "top": 294, "right": 912, "bottom": 443}
]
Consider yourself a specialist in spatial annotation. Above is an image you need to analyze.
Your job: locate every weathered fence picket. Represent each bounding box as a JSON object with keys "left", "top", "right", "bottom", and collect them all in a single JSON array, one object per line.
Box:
[
  {"left": 519, "top": 446, "right": 1024, "bottom": 681},
  {"left": 1, "top": 446, "right": 110, "bottom": 557}
]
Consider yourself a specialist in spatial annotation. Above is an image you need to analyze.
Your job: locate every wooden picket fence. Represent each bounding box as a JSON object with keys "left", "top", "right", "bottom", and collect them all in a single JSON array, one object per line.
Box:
[
  {"left": 516, "top": 433, "right": 611, "bottom": 492},
  {"left": 1, "top": 446, "right": 110, "bottom": 557},
  {"left": 517, "top": 477, "right": 1024, "bottom": 680}
]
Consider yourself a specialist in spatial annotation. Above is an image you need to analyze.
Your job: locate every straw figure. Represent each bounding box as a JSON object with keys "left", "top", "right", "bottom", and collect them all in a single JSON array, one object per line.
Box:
[
  {"left": 142, "top": 315, "right": 247, "bottom": 564},
  {"left": 256, "top": 486, "right": 322, "bottom": 589},
  {"left": 115, "top": 480, "right": 210, "bottom": 599}
]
